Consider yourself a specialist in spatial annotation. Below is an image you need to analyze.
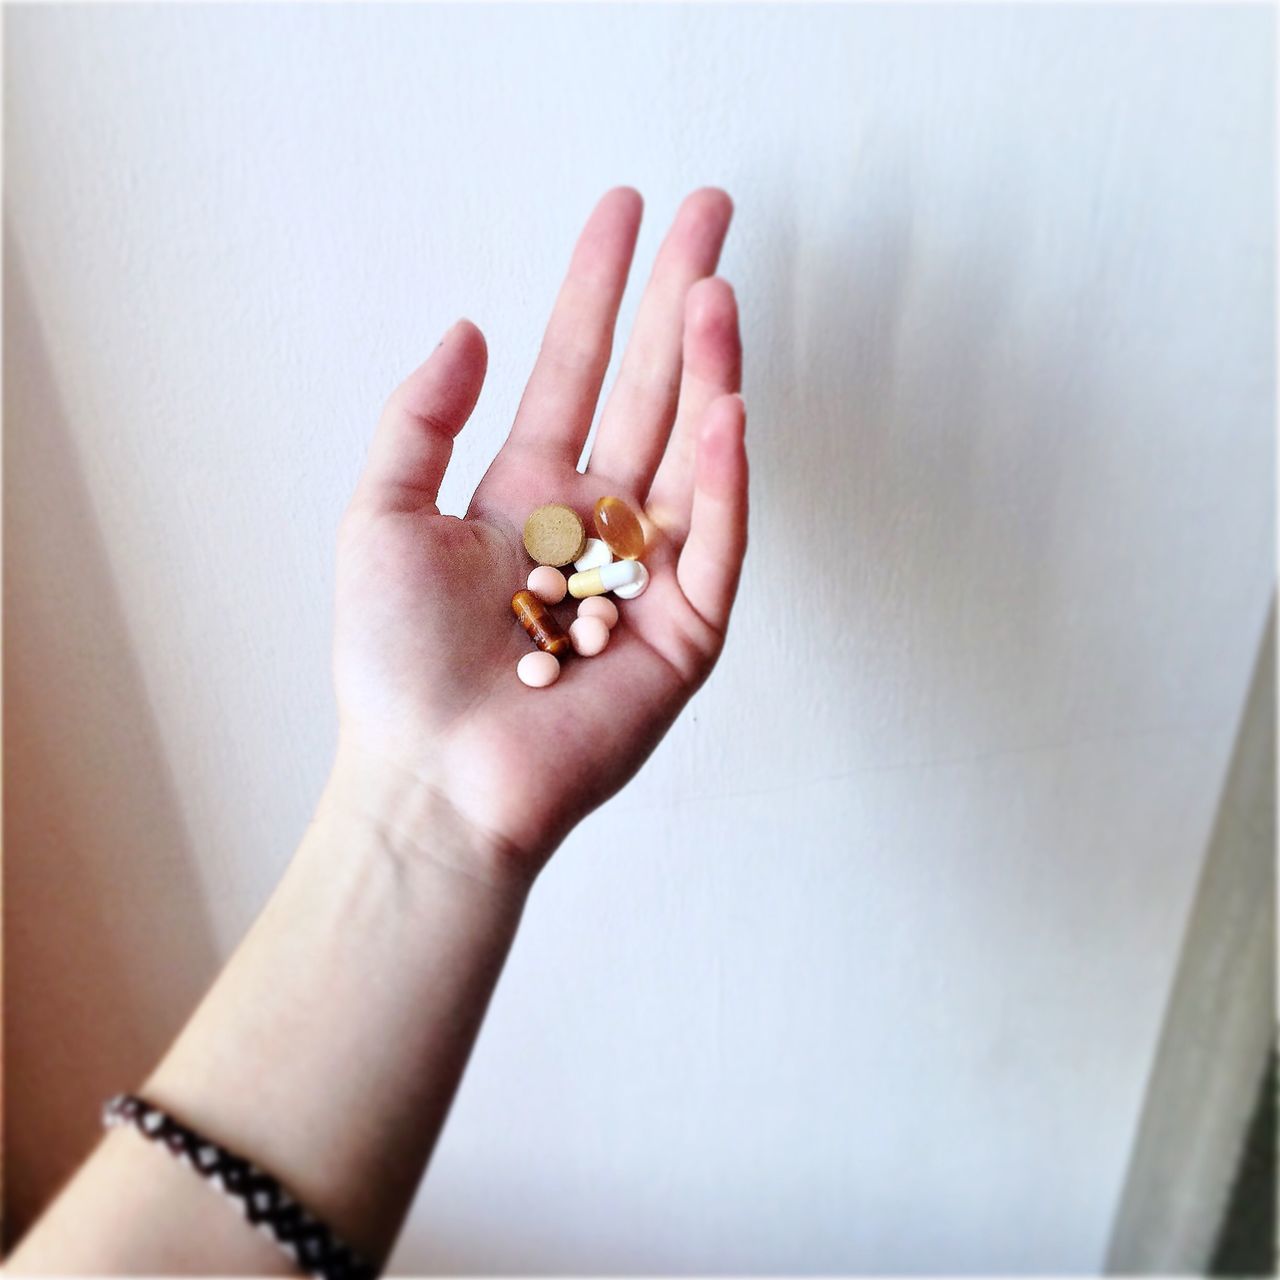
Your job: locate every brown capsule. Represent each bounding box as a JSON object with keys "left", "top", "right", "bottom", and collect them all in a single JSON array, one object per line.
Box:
[{"left": 511, "top": 589, "right": 572, "bottom": 657}]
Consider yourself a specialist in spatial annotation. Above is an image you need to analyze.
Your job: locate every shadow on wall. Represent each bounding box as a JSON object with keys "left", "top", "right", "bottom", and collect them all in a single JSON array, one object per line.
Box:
[
  {"left": 2, "top": 232, "right": 220, "bottom": 1246},
  {"left": 743, "top": 162, "right": 1106, "bottom": 781},
  {"left": 408, "top": 172, "right": 1128, "bottom": 1274}
]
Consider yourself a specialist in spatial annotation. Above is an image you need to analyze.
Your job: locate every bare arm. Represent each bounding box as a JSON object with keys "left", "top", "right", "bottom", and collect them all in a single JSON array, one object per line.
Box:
[{"left": 8, "top": 186, "right": 747, "bottom": 1275}]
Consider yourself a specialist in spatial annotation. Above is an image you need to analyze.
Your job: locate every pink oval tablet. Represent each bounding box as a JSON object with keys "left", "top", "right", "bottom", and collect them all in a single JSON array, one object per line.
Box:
[
  {"left": 569, "top": 616, "right": 610, "bottom": 657},
  {"left": 527, "top": 565, "right": 567, "bottom": 605},
  {"left": 516, "top": 651, "right": 560, "bottom": 688},
  {"left": 577, "top": 596, "right": 619, "bottom": 629}
]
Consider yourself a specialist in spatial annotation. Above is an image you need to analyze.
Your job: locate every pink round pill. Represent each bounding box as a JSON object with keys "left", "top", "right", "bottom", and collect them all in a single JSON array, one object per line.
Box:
[
  {"left": 527, "top": 565, "right": 567, "bottom": 605},
  {"left": 569, "top": 616, "right": 610, "bottom": 657},
  {"left": 577, "top": 596, "right": 619, "bottom": 629},
  {"left": 516, "top": 651, "right": 560, "bottom": 688}
]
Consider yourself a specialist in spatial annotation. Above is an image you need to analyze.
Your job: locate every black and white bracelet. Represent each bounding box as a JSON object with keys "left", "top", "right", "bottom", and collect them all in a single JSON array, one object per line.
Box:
[{"left": 103, "top": 1093, "right": 378, "bottom": 1280}]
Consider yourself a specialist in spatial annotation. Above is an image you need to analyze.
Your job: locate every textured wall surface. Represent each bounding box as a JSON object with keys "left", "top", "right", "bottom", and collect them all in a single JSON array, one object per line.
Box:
[{"left": 4, "top": 5, "right": 1274, "bottom": 1273}]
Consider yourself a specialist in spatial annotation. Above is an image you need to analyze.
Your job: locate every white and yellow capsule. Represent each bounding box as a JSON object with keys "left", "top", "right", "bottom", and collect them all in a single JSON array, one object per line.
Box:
[{"left": 567, "top": 558, "right": 648, "bottom": 599}]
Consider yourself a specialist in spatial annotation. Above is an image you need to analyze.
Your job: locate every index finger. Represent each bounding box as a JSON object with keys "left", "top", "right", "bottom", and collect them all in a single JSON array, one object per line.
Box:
[{"left": 501, "top": 187, "right": 643, "bottom": 467}]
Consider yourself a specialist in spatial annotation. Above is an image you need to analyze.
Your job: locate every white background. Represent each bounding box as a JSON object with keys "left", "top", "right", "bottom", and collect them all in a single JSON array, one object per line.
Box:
[{"left": 5, "top": 4, "right": 1274, "bottom": 1273}]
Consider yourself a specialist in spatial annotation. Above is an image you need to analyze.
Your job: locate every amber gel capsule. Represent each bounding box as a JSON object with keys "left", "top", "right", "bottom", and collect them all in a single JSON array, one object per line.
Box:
[
  {"left": 511, "top": 589, "right": 572, "bottom": 658},
  {"left": 594, "top": 496, "right": 646, "bottom": 560}
]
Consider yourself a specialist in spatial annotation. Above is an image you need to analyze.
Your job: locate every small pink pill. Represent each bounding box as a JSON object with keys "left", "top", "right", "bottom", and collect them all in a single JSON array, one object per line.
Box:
[
  {"left": 526, "top": 565, "right": 567, "bottom": 605},
  {"left": 569, "top": 615, "right": 610, "bottom": 657},
  {"left": 577, "top": 596, "right": 619, "bottom": 629},
  {"left": 516, "top": 650, "right": 560, "bottom": 688}
]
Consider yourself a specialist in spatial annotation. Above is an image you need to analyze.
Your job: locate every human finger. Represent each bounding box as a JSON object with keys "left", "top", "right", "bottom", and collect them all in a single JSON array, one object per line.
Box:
[
  {"left": 353, "top": 319, "right": 488, "bottom": 512},
  {"left": 501, "top": 187, "right": 643, "bottom": 467},
  {"left": 587, "top": 188, "right": 733, "bottom": 491},
  {"left": 675, "top": 392, "right": 749, "bottom": 635},
  {"left": 646, "top": 277, "right": 741, "bottom": 536}
]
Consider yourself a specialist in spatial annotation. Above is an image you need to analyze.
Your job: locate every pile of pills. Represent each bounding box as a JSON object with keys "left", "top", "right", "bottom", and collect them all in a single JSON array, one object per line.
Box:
[{"left": 512, "top": 496, "right": 648, "bottom": 688}]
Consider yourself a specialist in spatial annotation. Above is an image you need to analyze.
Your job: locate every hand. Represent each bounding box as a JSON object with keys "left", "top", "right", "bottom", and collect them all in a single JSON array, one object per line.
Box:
[{"left": 329, "top": 187, "right": 747, "bottom": 880}]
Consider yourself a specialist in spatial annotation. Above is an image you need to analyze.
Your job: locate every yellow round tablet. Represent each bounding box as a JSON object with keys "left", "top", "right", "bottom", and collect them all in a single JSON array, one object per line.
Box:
[{"left": 523, "top": 503, "right": 587, "bottom": 567}]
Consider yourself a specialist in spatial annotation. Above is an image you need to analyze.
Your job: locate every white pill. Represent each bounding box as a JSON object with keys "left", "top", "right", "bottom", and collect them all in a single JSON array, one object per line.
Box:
[
  {"left": 611, "top": 560, "right": 649, "bottom": 600},
  {"left": 574, "top": 538, "right": 613, "bottom": 572},
  {"left": 577, "top": 596, "right": 619, "bottom": 629},
  {"left": 569, "top": 616, "right": 610, "bottom": 657},
  {"left": 526, "top": 564, "right": 567, "bottom": 604},
  {"left": 567, "top": 557, "right": 644, "bottom": 599},
  {"left": 516, "top": 651, "right": 560, "bottom": 688}
]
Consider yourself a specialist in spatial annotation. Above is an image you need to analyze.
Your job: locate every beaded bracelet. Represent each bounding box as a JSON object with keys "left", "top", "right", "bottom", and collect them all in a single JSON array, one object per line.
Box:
[{"left": 103, "top": 1094, "right": 378, "bottom": 1280}]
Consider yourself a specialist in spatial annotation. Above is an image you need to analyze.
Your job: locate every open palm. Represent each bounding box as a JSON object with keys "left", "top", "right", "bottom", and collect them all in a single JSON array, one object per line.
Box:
[{"left": 332, "top": 188, "right": 747, "bottom": 873}]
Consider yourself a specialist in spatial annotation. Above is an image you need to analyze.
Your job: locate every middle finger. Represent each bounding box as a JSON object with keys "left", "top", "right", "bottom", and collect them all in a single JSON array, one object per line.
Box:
[{"left": 586, "top": 188, "right": 733, "bottom": 492}]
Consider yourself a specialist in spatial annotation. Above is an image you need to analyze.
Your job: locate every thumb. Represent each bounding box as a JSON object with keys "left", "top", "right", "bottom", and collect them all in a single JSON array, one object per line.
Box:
[{"left": 354, "top": 319, "right": 488, "bottom": 511}]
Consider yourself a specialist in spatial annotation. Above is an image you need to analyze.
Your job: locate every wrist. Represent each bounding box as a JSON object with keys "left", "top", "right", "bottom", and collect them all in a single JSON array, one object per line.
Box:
[
  {"left": 313, "top": 738, "right": 538, "bottom": 902},
  {"left": 142, "top": 745, "right": 531, "bottom": 1264}
]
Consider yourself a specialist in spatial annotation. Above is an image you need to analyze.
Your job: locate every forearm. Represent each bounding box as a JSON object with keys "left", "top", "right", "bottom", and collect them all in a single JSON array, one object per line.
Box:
[
  {"left": 9, "top": 748, "right": 533, "bottom": 1274},
  {"left": 9, "top": 182, "right": 746, "bottom": 1278}
]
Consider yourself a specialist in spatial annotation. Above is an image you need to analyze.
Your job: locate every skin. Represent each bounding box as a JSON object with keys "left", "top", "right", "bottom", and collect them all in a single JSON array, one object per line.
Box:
[
  {"left": 7, "top": 186, "right": 747, "bottom": 1275},
  {"left": 336, "top": 185, "right": 747, "bottom": 873}
]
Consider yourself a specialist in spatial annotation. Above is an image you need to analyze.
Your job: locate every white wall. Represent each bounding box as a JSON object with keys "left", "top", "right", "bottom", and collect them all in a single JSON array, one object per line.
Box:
[{"left": 4, "top": 4, "right": 1273, "bottom": 1273}]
